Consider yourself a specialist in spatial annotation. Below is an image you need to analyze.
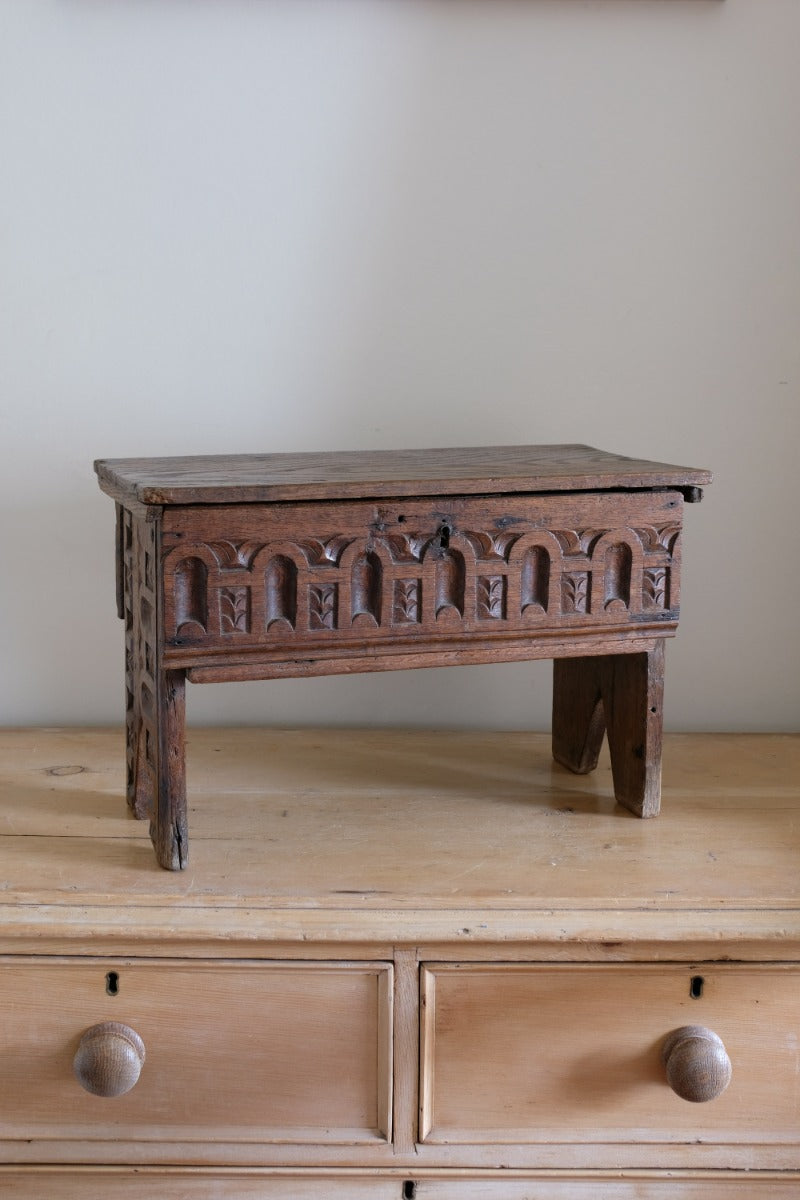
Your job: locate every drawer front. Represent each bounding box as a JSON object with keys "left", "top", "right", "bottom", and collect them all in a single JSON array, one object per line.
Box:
[
  {"left": 0, "top": 1172, "right": 401, "bottom": 1198},
  {"left": 420, "top": 964, "right": 800, "bottom": 1148},
  {"left": 0, "top": 960, "right": 392, "bottom": 1149},
  {"left": 161, "top": 491, "right": 683, "bottom": 666},
  {"left": 2, "top": 1174, "right": 799, "bottom": 1200},
  {"left": 410, "top": 1180, "right": 800, "bottom": 1199}
]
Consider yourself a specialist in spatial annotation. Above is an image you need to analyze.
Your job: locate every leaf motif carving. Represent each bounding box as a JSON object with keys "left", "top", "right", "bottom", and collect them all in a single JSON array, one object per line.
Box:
[
  {"left": 393, "top": 579, "right": 420, "bottom": 623},
  {"left": 206, "top": 541, "right": 263, "bottom": 568},
  {"left": 220, "top": 588, "right": 249, "bottom": 633},
  {"left": 491, "top": 531, "right": 519, "bottom": 560},
  {"left": 309, "top": 584, "right": 337, "bottom": 630},
  {"left": 643, "top": 568, "right": 667, "bottom": 610},
  {"left": 477, "top": 575, "right": 505, "bottom": 619},
  {"left": 383, "top": 535, "right": 423, "bottom": 563},
  {"left": 634, "top": 525, "right": 681, "bottom": 554},
  {"left": 562, "top": 572, "right": 589, "bottom": 613},
  {"left": 463, "top": 531, "right": 498, "bottom": 560}
]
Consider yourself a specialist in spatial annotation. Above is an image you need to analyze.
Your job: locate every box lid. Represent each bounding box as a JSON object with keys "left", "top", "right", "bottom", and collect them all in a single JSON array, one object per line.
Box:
[{"left": 95, "top": 444, "right": 712, "bottom": 507}]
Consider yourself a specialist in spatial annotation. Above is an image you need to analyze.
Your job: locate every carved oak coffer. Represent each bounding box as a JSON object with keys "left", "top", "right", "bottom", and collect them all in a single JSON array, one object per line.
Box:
[{"left": 94, "top": 445, "right": 711, "bottom": 869}]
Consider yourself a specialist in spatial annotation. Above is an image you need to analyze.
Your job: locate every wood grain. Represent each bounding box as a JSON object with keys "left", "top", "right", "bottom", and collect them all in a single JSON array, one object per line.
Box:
[
  {"left": 0, "top": 1170, "right": 402, "bottom": 1197},
  {"left": 0, "top": 1171, "right": 798, "bottom": 1198},
  {"left": 412, "top": 1177, "right": 800, "bottom": 1199},
  {"left": 0, "top": 729, "right": 798, "bottom": 945},
  {"left": 0, "top": 960, "right": 391, "bottom": 1149},
  {"left": 95, "top": 444, "right": 711, "bottom": 507},
  {"left": 159, "top": 492, "right": 683, "bottom": 672},
  {"left": 2, "top": 728, "right": 800, "bottom": 1183},
  {"left": 661, "top": 1025, "right": 732, "bottom": 1103},
  {"left": 419, "top": 963, "right": 800, "bottom": 1147}
]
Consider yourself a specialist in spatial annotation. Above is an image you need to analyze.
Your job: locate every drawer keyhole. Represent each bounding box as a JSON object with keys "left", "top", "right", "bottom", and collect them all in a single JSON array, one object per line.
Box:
[
  {"left": 106, "top": 971, "right": 120, "bottom": 996},
  {"left": 690, "top": 975, "right": 704, "bottom": 999},
  {"left": 402, "top": 1184, "right": 417, "bottom": 1200}
]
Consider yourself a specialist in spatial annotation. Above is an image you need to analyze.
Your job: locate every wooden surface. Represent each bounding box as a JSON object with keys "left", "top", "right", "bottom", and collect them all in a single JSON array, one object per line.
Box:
[
  {"left": 420, "top": 964, "right": 795, "bottom": 1145},
  {"left": 1, "top": 1172, "right": 799, "bottom": 1199},
  {"left": 0, "top": 728, "right": 798, "bottom": 954},
  {"left": 103, "top": 449, "right": 710, "bottom": 868},
  {"left": 2, "top": 728, "right": 800, "bottom": 1184},
  {"left": 0, "top": 1170, "right": 402, "bottom": 1197},
  {"left": 95, "top": 444, "right": 711, "bottom": 506},
  {"left": 160, "top": 491, "right": 684, "bottom": 670},
  {"left": 1, "top": 960, "right": 391, "bottom": 1148}
]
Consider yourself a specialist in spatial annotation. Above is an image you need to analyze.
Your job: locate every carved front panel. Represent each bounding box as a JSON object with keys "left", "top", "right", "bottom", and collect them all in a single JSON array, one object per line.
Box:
[{"left": 160, "top": 492, "right": 683, "bottom": 661}]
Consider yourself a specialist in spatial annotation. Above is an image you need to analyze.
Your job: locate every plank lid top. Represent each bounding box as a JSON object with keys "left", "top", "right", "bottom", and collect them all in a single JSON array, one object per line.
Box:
[{"left": 95, "top": 444, "right": 712, "bottom": 507}]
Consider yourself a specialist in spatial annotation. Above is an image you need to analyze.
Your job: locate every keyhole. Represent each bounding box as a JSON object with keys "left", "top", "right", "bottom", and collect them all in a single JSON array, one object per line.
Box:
[
  {"left": 438, "top": 523, "right": 451, "bottom": 549},
  {"left": 106, "top": 971, "right": 120, "bottom": 996},
  {"left": 402, "top": 1183, "right": 417, "bottom": 1199},
  {"left": 690, "top": 975, "right": 704, "bottom": 999}
]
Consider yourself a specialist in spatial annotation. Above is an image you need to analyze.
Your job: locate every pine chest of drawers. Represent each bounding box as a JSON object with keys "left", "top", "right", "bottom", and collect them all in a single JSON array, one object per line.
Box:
[{"left": 1, "top": 727, "right": 799, "bottom": 1197}]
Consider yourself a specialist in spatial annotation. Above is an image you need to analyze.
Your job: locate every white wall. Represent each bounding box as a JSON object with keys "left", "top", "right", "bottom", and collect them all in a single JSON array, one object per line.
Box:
[{"left": 1, "top": 0, "right": 798, "bottom": 732}]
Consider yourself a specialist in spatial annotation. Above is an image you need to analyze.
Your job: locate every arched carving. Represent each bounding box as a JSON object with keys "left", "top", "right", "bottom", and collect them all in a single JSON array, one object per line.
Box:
[
  {"left": 351, "top": 551, "right": 382, "bottom": 627},
  {"left": 174, "top": 557, "right": 208, "bottom": 636},
  {"left": 591, "top": 531, "right": 644, "bottom": 616},
  {"left": 435, "top": 550, "right": 466, "bottom": 620},
  {"left": 603, "top": 541, "right": 633, "bottom": 612},
  {"left": 266, "top": 555, "right": 298, "bottom": 630},
  {"left": 521, "top": 545, "right": 551, "bottom": 614},
  {"left": 160, "top": 506, "right": 679, "bottom": 648},
  {"left": 508, "top": 532, "right": 563, "bottom": 619}
]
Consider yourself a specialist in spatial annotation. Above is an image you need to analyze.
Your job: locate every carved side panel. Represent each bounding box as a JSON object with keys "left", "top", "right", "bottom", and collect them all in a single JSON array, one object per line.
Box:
[{"left": 122, "top": 510, "right": 160, "bottom": 817}]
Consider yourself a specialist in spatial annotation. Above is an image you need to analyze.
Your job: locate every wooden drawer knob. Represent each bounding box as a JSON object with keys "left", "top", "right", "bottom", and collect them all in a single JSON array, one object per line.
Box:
[
  {"left": 73, "top": 1022, "right": 146, "bottom": 1097},
  {"left": 662, "top": 1024, "right": 732, "bottom": 1102}
]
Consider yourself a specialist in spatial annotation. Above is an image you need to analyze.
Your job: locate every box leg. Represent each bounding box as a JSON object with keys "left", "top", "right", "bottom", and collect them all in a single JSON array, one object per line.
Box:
[
  {"left": 119, "top": 504, "right": 189, "bottom": 867},
  {"left": 552, "top": 657, "right": 606, "bottom": 775},
  {"left": 552, "top": 642, "right": 665, "bottom": 817},
  {"left": 119, "top": 504, "right": 154, "bottom": 820},
  {"left": 600, "top": 642, "right": 665, "bottom": 818},
  {"left": 152, "top": 668, "right": 188, "bottom": 870}
]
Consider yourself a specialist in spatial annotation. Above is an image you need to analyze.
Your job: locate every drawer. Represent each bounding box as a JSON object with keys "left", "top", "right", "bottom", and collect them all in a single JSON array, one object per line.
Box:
[
  {"left": 160, "top": 490, "right": 682, "bottom": 669},
  {"left": 0, "top": 959, "right": 392, "bottom": 1152},
  {"left": 2, "top": 1174, "right": 799, "bottom": 1200},
  {"left": 0, "top": 1170, "right": 402, "bottom": 1198},
  {"left": 410, "top": 1179, "right": 800, "bottom": 1199},
  {"left": 420, "top": 964, "right": 800, "bottom": 1149}
]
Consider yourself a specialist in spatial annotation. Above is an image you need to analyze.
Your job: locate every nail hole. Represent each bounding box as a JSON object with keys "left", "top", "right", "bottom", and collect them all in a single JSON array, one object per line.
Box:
[
  {"left": 402, "top": 1183, "right": 417, "bottom": 1199},
  {"left": 690, "top": 975, "right": 704, "bottom": 999},
  {"left": 397, "top": 514, "right": 406, "bottom": 523},
  {"left": 650, "top": 706, "right": 657, "bottom": 714},
  {"left": 106, "top": 971, "right": 120, "bottom": 996}
]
